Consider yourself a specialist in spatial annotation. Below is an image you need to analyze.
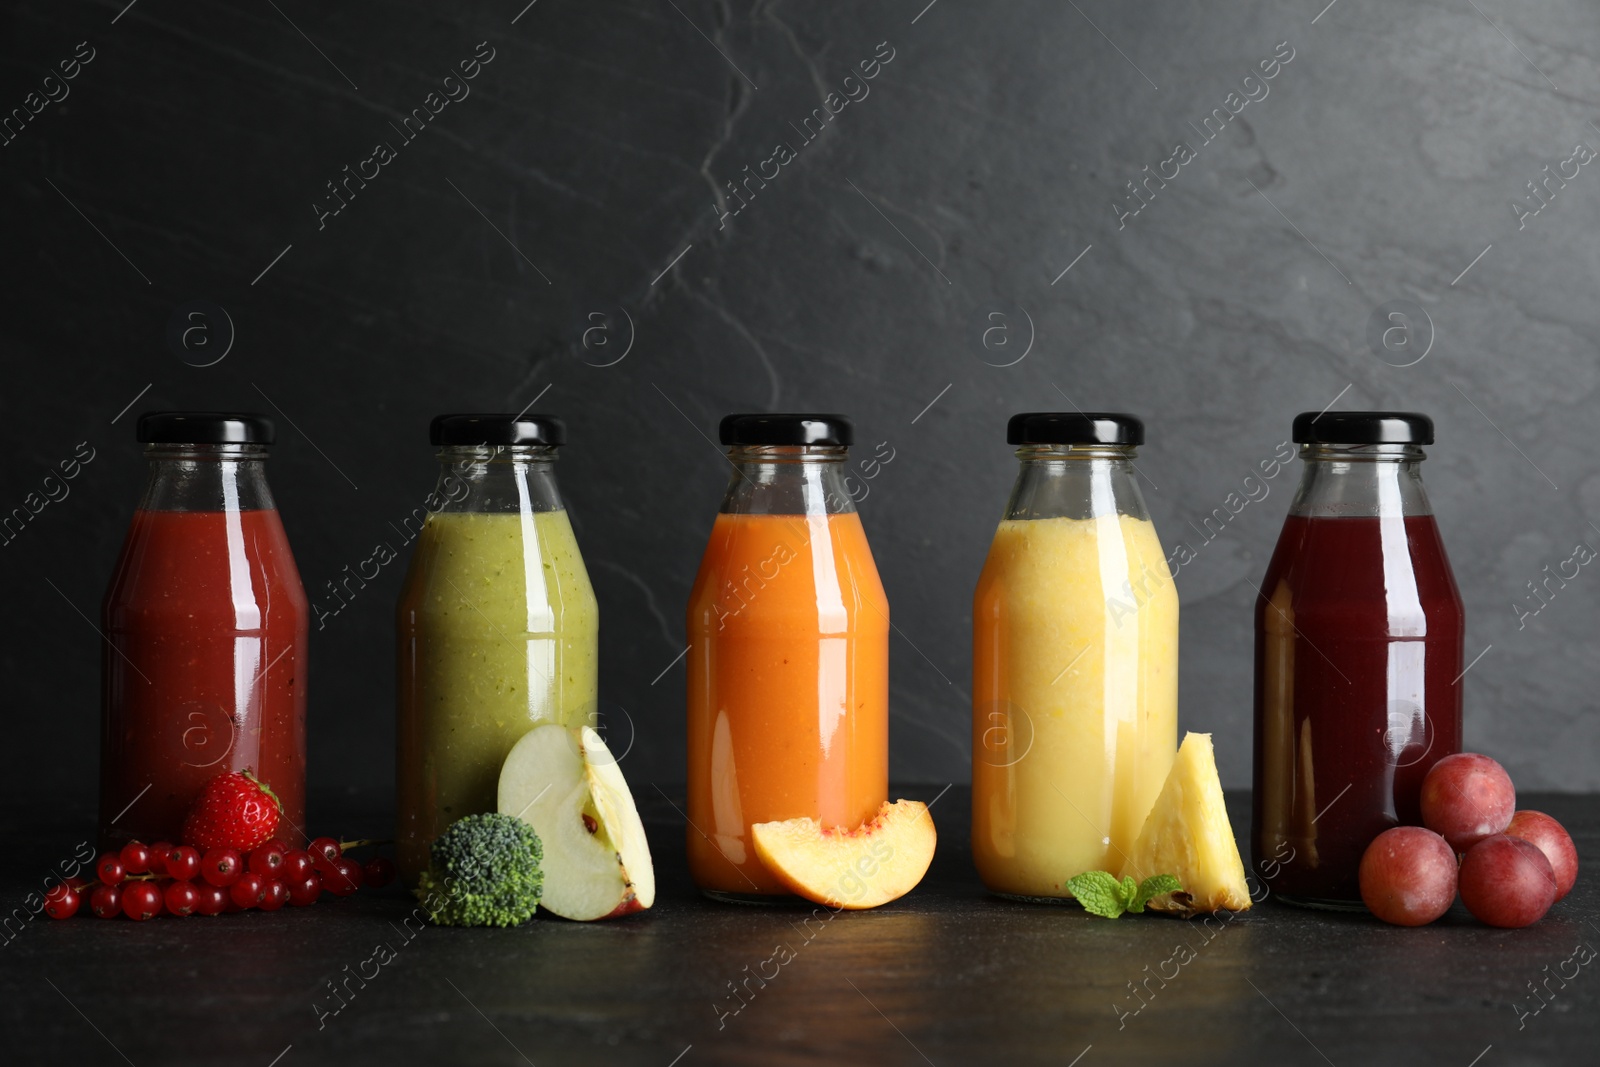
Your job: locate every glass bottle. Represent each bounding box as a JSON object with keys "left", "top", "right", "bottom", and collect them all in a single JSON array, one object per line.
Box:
[
  {"left": 972, "top": 413, "right": 1179, "bottom": 899},
  {"left": 1253, "top": 411, "right": 1464, "bottom": 909},
  {"left": 686, "top": 413, "right": 889, "bottom": 901},
  {"left": 100, "top": 412, "right": 308, "bottom": 847},
  {"left": 395, "top": 414, "right": 599, "bottom": 882}
]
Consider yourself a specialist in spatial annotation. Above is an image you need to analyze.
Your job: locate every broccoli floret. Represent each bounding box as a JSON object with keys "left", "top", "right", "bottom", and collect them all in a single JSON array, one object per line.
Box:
[{"left": 416, "top": 812, "right": 543, "bottom": 927}]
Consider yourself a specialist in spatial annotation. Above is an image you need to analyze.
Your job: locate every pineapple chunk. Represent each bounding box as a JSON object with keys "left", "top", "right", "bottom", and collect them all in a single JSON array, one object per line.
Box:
[{"left": 1123, "top": 732, "right": 1252, "bottom": 914}]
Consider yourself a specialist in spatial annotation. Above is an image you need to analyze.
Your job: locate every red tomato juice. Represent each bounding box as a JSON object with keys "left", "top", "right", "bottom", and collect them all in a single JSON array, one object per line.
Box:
[{"left": 100, "top": 509, "right": 308, "bottom": 846}]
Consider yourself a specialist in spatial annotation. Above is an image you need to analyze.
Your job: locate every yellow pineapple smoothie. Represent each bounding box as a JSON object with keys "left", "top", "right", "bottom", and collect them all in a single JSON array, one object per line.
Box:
[{"left": 972, "top": 513, "right": 1178, "bottom": 898}]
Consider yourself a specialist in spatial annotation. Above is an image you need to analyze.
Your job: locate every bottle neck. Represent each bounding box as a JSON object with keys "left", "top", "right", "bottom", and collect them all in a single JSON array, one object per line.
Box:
[
  {"left": 1289, "top": 442, "right": 1432, "bottom": 518},
  {"left": 433, "top": 445, "right": 564, "bottom": 514},
  {"left": 719, "top": 445, "right": 855, "bottom": 516},
  {"left": 139, "top": 443, "right": 276, "bottom": 512},
  {"left": 1003, "top": 444, "right": 1150, "bottom": 521}
]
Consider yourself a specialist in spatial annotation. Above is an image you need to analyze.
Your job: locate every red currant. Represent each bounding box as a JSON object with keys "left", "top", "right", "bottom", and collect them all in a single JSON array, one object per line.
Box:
[
  {"left": 164, "top": 880, "right": 200, "bottom": 917},
  {"left": 195, "top": 883, "right": 229, "bottom": 916},
  {"left": 286, "top": 873, "right": 321, "bottom": 906},
  {"left": 146, "top": 841, "right": 174, "bottom": 877},
  {"left": 324, "top": 857, "right": 363, "bottom": 896},
  {"left": 43, "top": 883, "right": 80, "bottom": 920},
  {"left": 362, "top": 857, "right": 397, "bottom": 889},
  {"left": 120, "top": 881, "right": 163, "bottom": 921},
  {"left": 260, "top": 879, "right": 289, "bottom": 912},
  {"left": 248, "top": 841, "right": 288, "bottom": 878},
  {"left": 89, "top": 884, "right": 122, "bottom": 919},
  {"left": 118, "top": 841, "right": 150, "bottom": 875},
  {"left": 95, "top": 853, "right": 126, "bottom": 886},
  {"left": 230, "top": 872, "right": 265, "bottom": 909},
  {"left": 308, "top": 836, "right": 342, "bottom": 874},
  {"left": 201, "top": 848, "right": 243, "bottom": 887},
  {"left": 281, "top": 849, "right": 314, "bottom": 881},
  {"left": 166, "top": 845, "right": 201, "bottom": 882}
]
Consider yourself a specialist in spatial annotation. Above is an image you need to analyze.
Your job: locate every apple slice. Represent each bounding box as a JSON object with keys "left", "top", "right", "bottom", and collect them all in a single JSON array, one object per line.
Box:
[
  {"left": 751, "top": 800, "right": 936, "bottom": 910},
  {"left": 498, "top": 723, "right": 655, "bottom": 921}
]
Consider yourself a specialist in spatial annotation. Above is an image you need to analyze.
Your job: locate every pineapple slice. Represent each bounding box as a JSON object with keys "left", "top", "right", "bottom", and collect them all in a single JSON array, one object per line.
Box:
[{"left": 1123, "top": 732, "right": 1252, "bottom": 914}]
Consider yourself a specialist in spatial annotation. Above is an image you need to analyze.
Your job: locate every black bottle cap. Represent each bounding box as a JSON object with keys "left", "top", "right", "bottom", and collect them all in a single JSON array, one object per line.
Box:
[
  {"left": 719, "top": 413, "right": 853, "bottom": 446},
  {"left": 137, "top": 412, "right": 275, "bottom": 445},
  {"left": 1291, "top": 411, "right": 1433, "bottom": 445},
  {"left": 430, "top": 414, "right": 565, "bottom": 446},
  {"left": 1006, "top": 412, "right": 1143, "bottom": 446}
]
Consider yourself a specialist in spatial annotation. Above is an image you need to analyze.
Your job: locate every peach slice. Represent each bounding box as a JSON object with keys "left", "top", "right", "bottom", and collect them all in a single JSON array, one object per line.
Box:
[{"left": 750, "top": 800, "right": 936, "bottom": 910}]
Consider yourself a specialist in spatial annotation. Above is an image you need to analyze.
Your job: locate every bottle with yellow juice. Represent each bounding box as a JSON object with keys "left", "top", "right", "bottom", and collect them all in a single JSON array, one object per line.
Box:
[{"left": 972, "top": 412, "right": 1178, "bottom": 900}]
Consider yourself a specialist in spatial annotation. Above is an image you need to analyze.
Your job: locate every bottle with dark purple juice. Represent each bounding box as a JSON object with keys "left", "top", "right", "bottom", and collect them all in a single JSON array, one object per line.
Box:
[{"left": 1252, "top": 412, "right": 1464, "bottom": 909}]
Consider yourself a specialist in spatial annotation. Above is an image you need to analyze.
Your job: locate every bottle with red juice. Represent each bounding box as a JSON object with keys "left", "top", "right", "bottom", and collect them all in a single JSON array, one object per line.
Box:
[
  {"left": 1252, "top": 411, "right": 1464, "bottom": 909},
  {"left": 99, "top": 413, "right": 308, "bottom": 847}
]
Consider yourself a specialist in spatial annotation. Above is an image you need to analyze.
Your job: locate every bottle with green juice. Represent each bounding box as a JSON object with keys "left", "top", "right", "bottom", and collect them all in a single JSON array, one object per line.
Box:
[{"left": 395, "top": 413, "right": 599, "bottom": 883}]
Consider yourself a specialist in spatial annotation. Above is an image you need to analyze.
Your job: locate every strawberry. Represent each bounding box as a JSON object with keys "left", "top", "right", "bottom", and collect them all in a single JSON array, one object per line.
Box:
[{"left": 183, "top": 770, "right": 283, "bottom": 852}]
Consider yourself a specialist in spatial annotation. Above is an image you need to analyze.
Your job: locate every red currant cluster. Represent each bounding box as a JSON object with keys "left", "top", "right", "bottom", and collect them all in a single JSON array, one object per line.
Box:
[{"left": 44, "top": 837, "right": 398, "bottom": 921}]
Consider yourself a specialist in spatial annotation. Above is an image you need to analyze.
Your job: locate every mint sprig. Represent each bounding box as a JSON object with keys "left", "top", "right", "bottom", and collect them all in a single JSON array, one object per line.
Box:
[{"left": 1065, "top": 871, "right": 1183, "bottom": 918}]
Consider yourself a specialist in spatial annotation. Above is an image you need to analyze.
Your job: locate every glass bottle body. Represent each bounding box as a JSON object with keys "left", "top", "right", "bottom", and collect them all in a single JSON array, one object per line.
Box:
[
  {"left": 396, "top": 445, "right": 599, "bottom": 881},
  {"left": 685, "top": 445, "right": 889, "bottom": 901},
  {"left": 100, "top": 444, "right": 308, "bottom": 847},
  {"left": 1252, "top": 443, "right": 1464, "bottom": 909},
  {"left": 972, "top": 445, "right": 1179, "bottom": 899}
]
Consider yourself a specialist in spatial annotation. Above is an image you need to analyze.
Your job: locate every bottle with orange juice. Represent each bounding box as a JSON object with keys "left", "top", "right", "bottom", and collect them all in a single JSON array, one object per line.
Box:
[
  {"left": 972, "top": 413, "right": 1179, "bottom": 900},
  {"left": 686, "top": 414, "right": 889, "bottom": 901}
]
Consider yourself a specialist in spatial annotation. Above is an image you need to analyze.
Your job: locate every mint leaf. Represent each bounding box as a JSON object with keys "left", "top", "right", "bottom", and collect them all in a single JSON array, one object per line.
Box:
[
  {"left": 1120, "top": 875, "right": 1139, "bottom": 907},
  {"left": 1066, "top": 871, "right": 1127, "bottom": 918},
  {"left": 1128, "top": 873, "right": 1183, "bottom": 913}
]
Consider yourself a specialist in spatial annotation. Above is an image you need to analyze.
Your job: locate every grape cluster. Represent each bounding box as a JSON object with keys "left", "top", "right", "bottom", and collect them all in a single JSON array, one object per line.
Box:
[{"left": 45, "top": 837, "right": 398, "bottom": 921}]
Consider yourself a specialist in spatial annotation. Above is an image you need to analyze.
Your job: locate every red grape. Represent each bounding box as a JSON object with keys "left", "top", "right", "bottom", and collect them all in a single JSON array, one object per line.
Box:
[
  {"left": 260, "top": 879, "right": 289, "bottom": 912},
  {"left": 146, "top": 841, "right": 174, "bottom": 877},
  {"left": 121, "top": 881, "right": 163, "bottom": 921},
  {"left": 248, "top": 841, "right": 288, "bottom": 878},
  {"left": 89, "top": 884, "right": 122, "bottom": 919},
  {"left": 1505, "top": 810, "right": 1578, "bottom": 902},
  {"left": 95, "top": 853, "right": 126, "bottom": 886},
  {"left": 201, "top": 848, "right": 243, "bottom": 887},
  {"left": 281, "top": 849, "right": 313, "bottom": 881},
  {"left": 118, "top": 841, "right": 151, "bottom": 875},
  {"left": 1459, "top": 834, "right": 1556, "bottom": 928},
  {"left": 1420, "top": 753, "right": 1516, "bottom": 851},
  {"left": 164, "top": 880, "right": 200, "bottom": 917},
  {"left": 195, "top": 883, "right": 229, "bottom": 916},
  {"left": 1359, "top": 826, "right": 1458, "bottom": 926},
  {"left": 362, "top": 857, "right": 397, "bottom": 889},
  {"left": 43, "top": 883, "right": 80, "bottom": 920},
  {"left": 166, "top": 845, "right": 201, "bottom": 882},
  {"left": 286, "top": 873, "right": 322, "bottom": 906},
  {"left": 230, "top": 872, "right": 265, "bottom": 910}
]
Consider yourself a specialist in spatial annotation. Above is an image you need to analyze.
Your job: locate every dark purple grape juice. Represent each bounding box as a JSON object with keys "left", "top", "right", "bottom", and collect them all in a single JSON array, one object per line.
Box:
[{"left": 1252, "top": 513, "right": 1464, "bottom": 908}]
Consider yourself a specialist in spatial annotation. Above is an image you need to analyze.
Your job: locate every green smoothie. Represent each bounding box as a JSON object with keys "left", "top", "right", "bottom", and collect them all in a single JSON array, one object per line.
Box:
[{"left": 396, "top": 508, "right": 598, "bottom": 879}]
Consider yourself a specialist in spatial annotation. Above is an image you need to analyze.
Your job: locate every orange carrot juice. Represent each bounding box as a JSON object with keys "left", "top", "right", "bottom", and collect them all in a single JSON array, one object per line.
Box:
[{"left": 686, "top": 510, "right": 889, "bottom": 897}]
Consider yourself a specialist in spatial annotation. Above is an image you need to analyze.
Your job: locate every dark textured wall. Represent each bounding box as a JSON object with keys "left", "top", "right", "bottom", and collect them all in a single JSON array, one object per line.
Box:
[{"left": 3, "top": 0, "right": 1598, "bottom": 799}]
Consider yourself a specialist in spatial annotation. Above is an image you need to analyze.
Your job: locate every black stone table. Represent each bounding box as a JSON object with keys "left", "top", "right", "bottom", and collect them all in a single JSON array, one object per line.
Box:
[{"left": 2, "top": 787, "right": 1595, "bottom": 1066}]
